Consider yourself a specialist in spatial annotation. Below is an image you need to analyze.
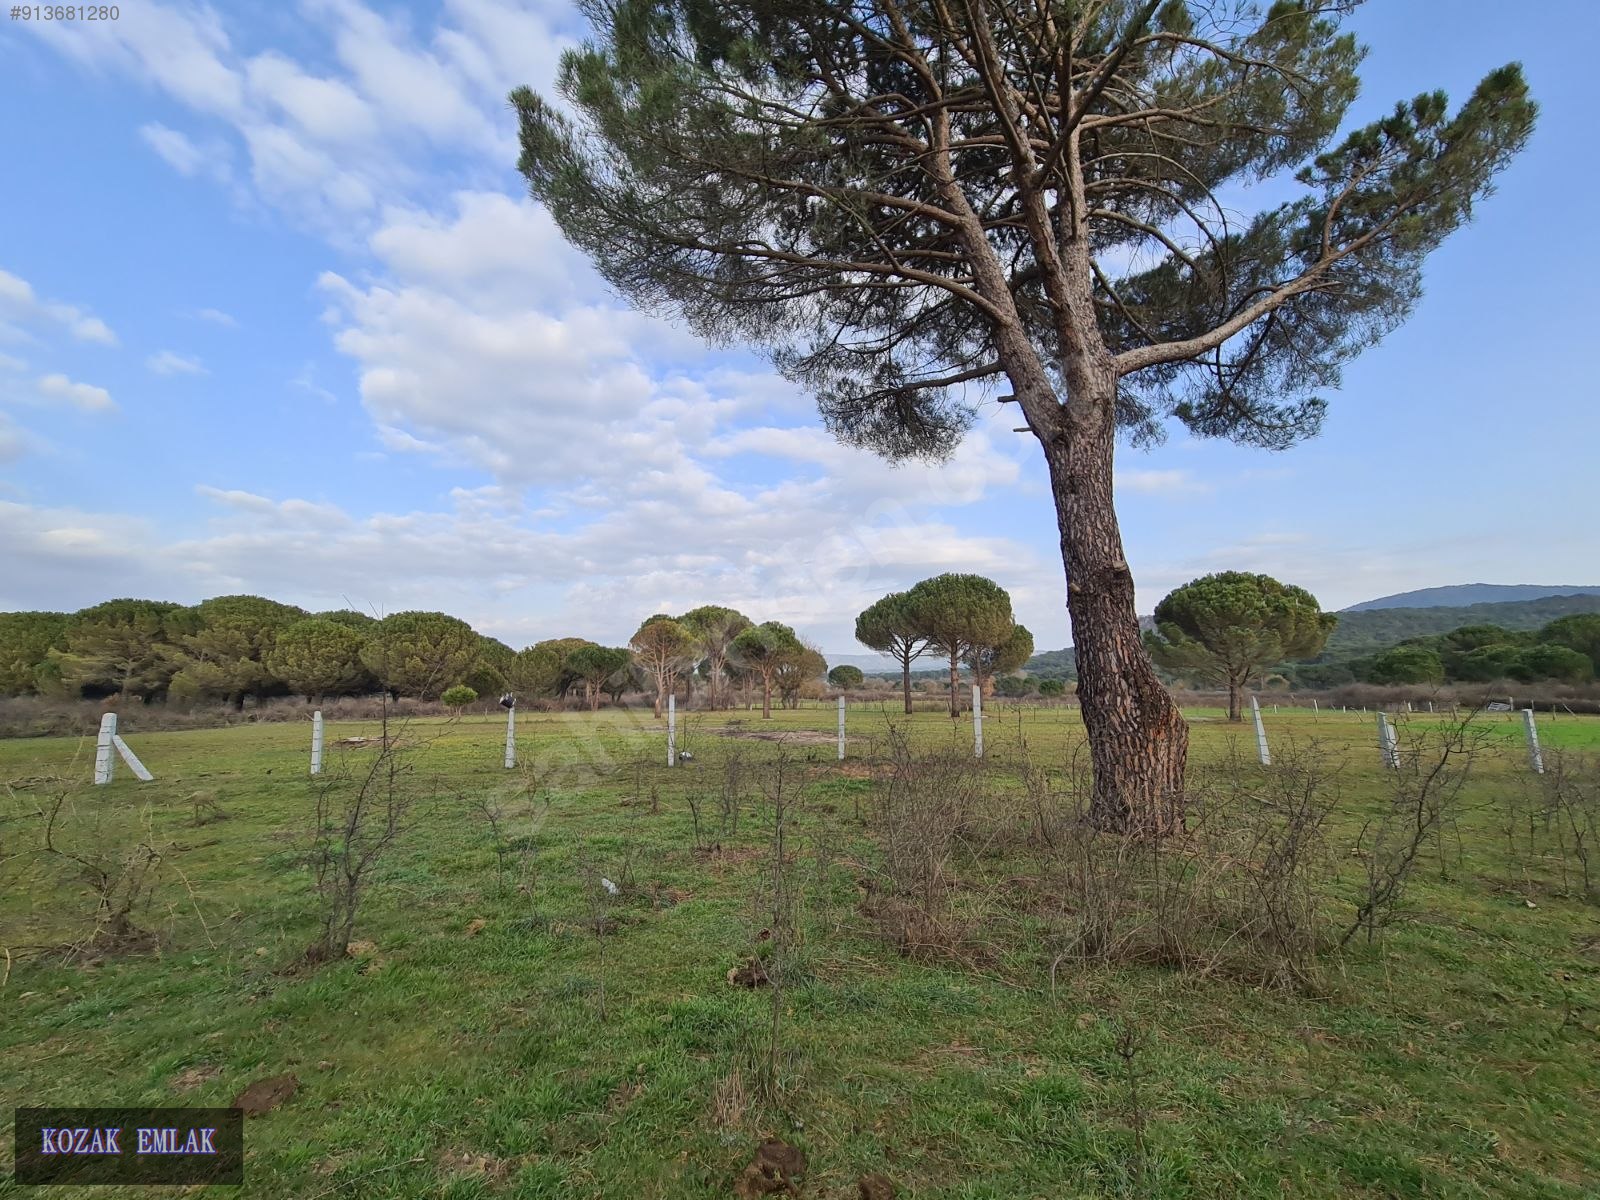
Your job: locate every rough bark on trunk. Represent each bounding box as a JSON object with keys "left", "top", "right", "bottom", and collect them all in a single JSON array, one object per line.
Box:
[
  {"left": 1228, "top": 680, "right": 1243, "bottom": 723},
  {"left": 1041, "top": 415, "right": 1188, "bottom": 837},
  {"left": 761, "top": 672, "right": 773, "bottom": 719},
  {"left": 901, "top": 653, "right": 913, "bottom": 714},
  {"left": 947, "top": 651, "right": 960, "bottom": 718}
]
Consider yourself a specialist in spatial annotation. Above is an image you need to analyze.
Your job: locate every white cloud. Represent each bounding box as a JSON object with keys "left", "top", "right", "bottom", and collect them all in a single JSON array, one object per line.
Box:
[
  {"left": 140, "top": 121, "right": 238, "bottom": 191},
  {"left": 35, "top": 373, "right": 116, "bottom": 412},
  {"left": 369, "top": 192, "right": 601, "bottom": 308},
  {"left": 139, "top": 122, "right": 205, "bottom": 175},
  {"left": 195, "top": 307, "right": 238, "bottom": 327},
  {"left": 1118, "top": 468, "right": 1211, "bottom": 495},
  {"left": 24, "top": 2, "right": 244, "bottom": 116},
  {"left": 147, "top": 350, "right": 208, "bottom": 376},
  {"left": 23, "top": 0, "right": 577, "bottom": 240},
  {"left": 316, "top": 0, "right": 504, "bottom": 156},
  {"left": 245, "top": 51, "right": 379, "bottom": 145},
  {"left": 0, "top": 268, "right": 118, "bottom": 346}
]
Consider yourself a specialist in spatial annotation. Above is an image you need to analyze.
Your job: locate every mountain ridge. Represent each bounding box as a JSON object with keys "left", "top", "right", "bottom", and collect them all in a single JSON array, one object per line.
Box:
[{"left": 1342, "top": 584, "right": 1600, "bottom": 612}]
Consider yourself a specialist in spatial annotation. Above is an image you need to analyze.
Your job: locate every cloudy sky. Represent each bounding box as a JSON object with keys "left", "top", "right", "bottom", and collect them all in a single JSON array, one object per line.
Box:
[{"left": 2, "top": 1, "right": 1595, "bottom": 658}]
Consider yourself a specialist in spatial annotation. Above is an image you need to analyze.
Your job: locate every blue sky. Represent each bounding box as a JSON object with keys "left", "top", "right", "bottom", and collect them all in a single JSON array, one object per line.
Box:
[{"left": 1, "top": 0, "right": 1594, "bottom": 658}]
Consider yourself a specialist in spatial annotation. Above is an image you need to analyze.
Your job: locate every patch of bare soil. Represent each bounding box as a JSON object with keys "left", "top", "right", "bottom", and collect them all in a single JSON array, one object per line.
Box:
[
  {"left": 727, "top": 957, "right": 770, "bottom": 988},
  {"left": 858, "top": 1174, "right": 899, "bottom": 1200},
  {"left": 331, "top": 735, "right": 415, "bottom": 749},
  {"left": 733, "top": 1139, "right": 806, "bottom": 1198},
  {"left": 232, "top": 1073, "right": 298, "bottom": 1115},
  {"left": 438, "top": 1149, "right": 511, "bottom": 1183},
  {"left": 170, "top": 1064, "right": 222, "bottom": 1093},
  {"left": 711, "top": 726, "right": 838, "bottom": 746},
  {"left": 696, "top": 845, "right": 765, "bottom": 868}
]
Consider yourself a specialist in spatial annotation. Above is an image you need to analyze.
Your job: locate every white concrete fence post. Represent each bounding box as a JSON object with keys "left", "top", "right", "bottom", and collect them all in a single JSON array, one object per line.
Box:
[
  {"left": 94, "top": 711, "right": 152, "bottom": 783},
  {"left": 972, "top": 684, "right": 984, "bottom": 758},
  {"left": 504, "top": 704, "right": 517, "bottom": 770},
  {"left": 1377, "top": 712, "right": 1400, "bottom": 770},
  {"left": 837, "top": 696, "right": 846, "bottom": 761},
  {"left": 1251, "top": 695, "right": 1271, "bottom": 766},
  {"left": 311, "top": 710, "right": 324, "bottom": 775},
  {"left": 1522, "top": 708, "right": 1544, "bottom": 775},
  {"left": 94, "top": 712, "right": 117, "bottom": 785},
  {"left": 667, "top": 693, "right": 676, "bottom": 767}
]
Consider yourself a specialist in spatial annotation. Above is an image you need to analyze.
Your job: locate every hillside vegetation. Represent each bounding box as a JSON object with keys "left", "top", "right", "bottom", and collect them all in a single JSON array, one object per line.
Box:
[{"left": 1325, "top": 594, "right": 1600, "bottom": 657}]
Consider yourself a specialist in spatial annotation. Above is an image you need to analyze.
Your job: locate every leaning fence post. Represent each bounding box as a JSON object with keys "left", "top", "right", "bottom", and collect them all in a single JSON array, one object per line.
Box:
[
  {"left": 1377, "top": 712, "right": 1400, "bottom": 769},
  {"left": 972, "top": 684, "right": 984, "bottom": 758},
  {"left": 94, "top": 713, "right": 117, "bottom": 785},
  {"left": 311, "top": 709, "right": 324, "bottom": 775},
  {"left": 1522, "top": 708, "right": 1544, "bottom": 775},
  {"left": 837, "top": 695, "right": 845, "bottom": 761},
  {"left": 1250, "top": 695, "right": 1271, "bottom": 766},
  {"left": 667, "top": 693, "right": 676, "bottom": 767},
  {"left": 111, "top": 734, "right": 153, "bottom": 782}
]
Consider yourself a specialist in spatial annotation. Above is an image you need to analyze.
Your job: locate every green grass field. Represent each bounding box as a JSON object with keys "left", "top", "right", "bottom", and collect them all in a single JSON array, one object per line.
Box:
[{"left": 2, "top": 703, "right": 1597, "bottom": 1198}]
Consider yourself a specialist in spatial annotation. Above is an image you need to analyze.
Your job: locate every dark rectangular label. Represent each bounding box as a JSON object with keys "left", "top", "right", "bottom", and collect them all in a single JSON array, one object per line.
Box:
[{"left": 14, "top": 1107, "right": 243, "bottom": 1185}]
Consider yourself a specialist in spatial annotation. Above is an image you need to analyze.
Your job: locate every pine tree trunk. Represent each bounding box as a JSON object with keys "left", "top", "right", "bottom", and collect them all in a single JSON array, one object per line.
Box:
[
  {"left": 1228, "top": 680, "right": 1243, "bottom": 723},
  {"left": 947, "top": 651, "right": 960, "bottom": 718},
  {"left": 761, "top": 674, "right": 772, "bottom": 719},
  {"left": 901, "top": 652, "right": 913, "bottom": 715},
  {"left": 1041, "top": 413, "right": 1188, "bottom": 837}
]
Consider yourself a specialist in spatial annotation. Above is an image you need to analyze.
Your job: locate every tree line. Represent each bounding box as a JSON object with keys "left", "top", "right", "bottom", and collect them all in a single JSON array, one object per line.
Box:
[{"left": 0, "top": 598, "right": 842, "bottom": 717}]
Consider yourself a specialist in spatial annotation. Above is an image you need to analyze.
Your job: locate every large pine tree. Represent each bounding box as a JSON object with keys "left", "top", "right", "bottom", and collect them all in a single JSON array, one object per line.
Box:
[{"left": 513, "top": 1, "right": 1535, "bottom": 834}]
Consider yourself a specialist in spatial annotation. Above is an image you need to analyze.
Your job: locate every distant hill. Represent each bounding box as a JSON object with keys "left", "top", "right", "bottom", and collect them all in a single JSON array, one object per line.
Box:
[
  {"left": 1325, "top": 593, "right": 1600, "bottom": 658},
  {"left": 1019, "top": 596, "right": 1600, "bottom": 679},
  {"left": 1344, "top": 584, "right": 1600, "bottom": 612},
  {"left": 1023, "top": 646, "right": 1078, "bottom": 681},
  {"left": 1024, "top": 617, "right": 1152, "bottom": 681}
]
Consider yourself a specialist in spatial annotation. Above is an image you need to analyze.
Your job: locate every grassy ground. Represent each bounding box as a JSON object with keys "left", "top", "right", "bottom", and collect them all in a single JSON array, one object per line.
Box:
[{"left": 2, "top": 702, "right": 1597, "bottom": 1198}]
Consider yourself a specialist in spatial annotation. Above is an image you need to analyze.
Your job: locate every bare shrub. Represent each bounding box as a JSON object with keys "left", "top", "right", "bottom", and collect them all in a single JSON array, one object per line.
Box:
[
  {"left": 860, "top": 730, "right": 1002, "bottom": 963},
  {"left": 1342, "top": 714, "right": 1495, "bottom": 947},
  {"left": 303, "top": 711, "right": 414, "bottom": 964},
  {"left": 467, "top": 791, "right": 513, "bottom": 896},
  {"left": 754, "top": 753, "right": 800, "bottom": 1100},
  {"left": 33, "top": 782, "right": 166, "bottom": 956},
  {"left": 1529, "top": 751, "right": 1600, "bottom": 901},
  {"left": 1044, "top": 739, "right": 1340, "bottom": 989},
  {"left": 719, "top": 751, "right": 746, "bottom": 839},
  {"left": 573, "top": 839, "right": 616, "bottom": 1022}
]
